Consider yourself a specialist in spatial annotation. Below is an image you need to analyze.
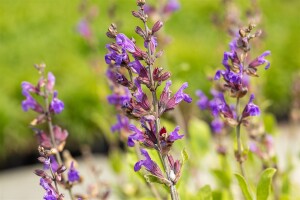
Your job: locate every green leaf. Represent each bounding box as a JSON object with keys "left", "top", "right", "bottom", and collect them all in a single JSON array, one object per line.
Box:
[
  {"left": 234, "top": 173, "right": 253, "bottom": 200},
  {"left": 181, "top": 148, "right": 189, "bottom": 163},
  {"left": 256, "top": 168, "right": 277, "bottom": 200},
  {"left": 144, "top": 174, "right": 172, "bottom": 186},
  {"left": 199, "top": 185, "right": 213, "bottom": 200}
]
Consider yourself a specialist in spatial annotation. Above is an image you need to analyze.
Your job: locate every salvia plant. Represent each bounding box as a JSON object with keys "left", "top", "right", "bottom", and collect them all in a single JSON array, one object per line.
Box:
[{"left": 105, "top": 0, "right": 191, "bottom": 199}]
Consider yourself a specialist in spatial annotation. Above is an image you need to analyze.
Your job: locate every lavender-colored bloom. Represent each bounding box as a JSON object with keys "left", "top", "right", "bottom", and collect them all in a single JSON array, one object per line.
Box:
[
  {"left": 43, "top": 190, "right": 57, "bottom": 200},
  {"left": 116, "top": 33, "right": 136, "bottom": 53},
  {"left": 111, "top": 114, "right": 130, "bottom": 132},
  {"left": 128, "top": 124, "right": 144, "bottom": 147},
  {"left": 211, "top": 118, "right": 224, "bottom": 134},
  {"left": 44, "top": 156, "right": 59, "bottom": 172},
  {"left": 144, "top": 36, "right": 157, "bottom": 54},
  {"left": 40, "top": 178, "right": 51, "bottom": 191},
  {"left": 77, "top": 19, "right": 91, "bottom": 39},
  {"left": 217, "top": 93, "right": 234, "bottom": 119},
  {"left": 241, "top": 94, "right": 260, "bottom": 119},
  {"left": 105, "top": 44, "right": 129, "bottom": 66},
  {"left": 22, "top": 92, "right": 43, "bottom": 113},
  {"left": 249, "top": 51, "right": 271, "bottom": 70},
  {"left": 133, "top": 79, "right": 144, "bottom": 102},
  {"left": 21, "top": 81, "right": 36, "bottom": 95},
  {"left": 168, "top": 126, "right": 184, "bottom": 141},
  {"left": 50, "top": 91, "right": 64, "bottom": 114},
  {"left": 68, "top": 162, "right": 80, "bottom": 183},
  {"left": 47, "top": 72, "right": 55, "bottom": 92},
  {"left": 163, "top": 0, "right": 180, "bottom": 14},
  {"left": 174, "top": 82, "right": 192, "bottom": 104},
  {"left": 196, "top": 90, "right": 209, "bottom": 110},
  {"left": 107, "top": 93, "right": 130, "bottom": 106},
  {"left": 128, "top": 60, "right": 143, "bottom": 74},
  {"left": 134, "top": 149, "right": 164, "bottom": 178}
]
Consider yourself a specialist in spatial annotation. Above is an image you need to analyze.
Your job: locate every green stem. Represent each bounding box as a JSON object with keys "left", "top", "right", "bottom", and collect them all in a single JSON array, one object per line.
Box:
[{"left": 236, "top": 97, "right": 245, "bottom": 177}]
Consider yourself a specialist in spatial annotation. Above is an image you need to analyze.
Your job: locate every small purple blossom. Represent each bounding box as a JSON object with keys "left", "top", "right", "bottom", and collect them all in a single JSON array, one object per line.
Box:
[
  {"left": 105, "top": 44, "right": 129, "bottom": 66},
  {"left": 211, "top": 118, "right": 224, "bottom": 134},
  {"left": 77, "top": 19, "right": 91, "bottom": 39},
  {"left": 111, "top": 114, "right": 130, "bottom": 133},
  {"left": 241, "top": 94, "right": 260, "bottom": 119},
  {"left": 21, "top": 81, "right": 37, "bottom": 95},
  {"left": 133, "top": 79, "right": 144, "bottom": 103},
  {"left": 116, "top": 33, "right": 136, "bottom": 53},
  {"left": 134, "top": 149, "right": 164, "bottom": 178},
  {"left": 22, "top": 92, "right": 43, "bottom": 113},
  {"left": 128, "top": 124, "right": 144, "bottom": 147},
  {"left": 44, "top": 156, "right": 59, "bottom": 173},
  {"left": 163, "top": 0, "right": 180, "bottom": 14},
  {"left": 249, "top": 51, "right": 271, "bottom": 70},
  {"left": 43, "top": 190, "right": 57, "bottom": 200},
  {"left": 174, "top": 82, "right": 192, "bottom": 104},
  {"left": 168, "top": 126, "right": 184, "bottom": 141},
  {"left": 47, "top": 72, "right": 55, "bottom": 92},
  {"left": 196, "top": 90, "right": 209, "bottom": 110},
  {"left": 68, "top": 162, "right": 80, "bottom": 183},
  {"left": 50, "top": 91, "right": 64, "bottom": 114}
]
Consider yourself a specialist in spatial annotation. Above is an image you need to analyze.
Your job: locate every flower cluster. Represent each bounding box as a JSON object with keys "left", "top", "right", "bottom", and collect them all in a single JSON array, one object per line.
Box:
[
  {"left": 21, "top": 64, "right": 80, "bottom": 200},
  {"left": 105, "top": 0, "right": 191, "bottom": 198}
]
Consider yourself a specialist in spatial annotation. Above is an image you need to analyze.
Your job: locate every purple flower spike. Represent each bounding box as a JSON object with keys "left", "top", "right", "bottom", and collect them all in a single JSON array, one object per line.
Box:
[
  {"left": 134, "top": 149, "right": 164, "bottom": 178},
  {"left": 50, "top": 91, "right": 64, "bottom": 114},
  {"left": 174, "top": 82, "right": 192, "bottom": 104},
  {"left": 128, "top": 124, "right": 144, "bottom": 147},
  {"left": 68, "top": 162, "right": 80, "bottom": 183},
  {"left": 168, "top": 126, "right": 184, "bottom": 141},
  {"left": 196, "top": 90, "right": 209, "bottom": 110},
  {"left": 242, "top": 94, "right": 260, "bottom": 119},
  {"left": 116, "top": 33, "right": 136, "bottom": 53},
  {"left": 249, "top": 51, "right": 271, "bottom": 70}
]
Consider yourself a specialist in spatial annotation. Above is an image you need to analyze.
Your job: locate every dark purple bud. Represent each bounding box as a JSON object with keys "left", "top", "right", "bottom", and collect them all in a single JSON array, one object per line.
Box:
[
  {"left": 68, "top": 162, "right": 80, "bottom": 183},
  {"left": 168, "top": 126, "right": 184, "bottom": 141},
  {"left": 56, "top": 165, "right": 67, "bottom": 174},
  {"left": 50, "top": 91, "right": 64, "bottom": 114},
  {"left": 135, "top": 26, "right": 145, "bottom": 38},
  {"left": 116, "top": 33, "right": 136, "bottom": 53},
  {"left": 152, "top": 21, "right": 163, "bottom": 33},
  {"left": 242, "top": 94, "right": 260, "bottom": 119},
  {"left": 34, "top": 169, "right": 46, "bottom": 177}
]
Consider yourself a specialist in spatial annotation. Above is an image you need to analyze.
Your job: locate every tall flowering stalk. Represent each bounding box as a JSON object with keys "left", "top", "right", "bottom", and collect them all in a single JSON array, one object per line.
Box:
[
  {"left": 105, "top": 1, "right": 192, "bottom": 199},
  {"left": 198, "top": 24, "right": 270, "bottom": 177},
  {"left": 21, "top": 64, "right": 81, "bottom": 200}
]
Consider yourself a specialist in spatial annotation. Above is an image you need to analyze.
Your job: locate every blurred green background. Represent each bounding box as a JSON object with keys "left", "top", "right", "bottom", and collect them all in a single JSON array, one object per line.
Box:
[{"left": 0, "top": 0, "right": 299, "bottom": 168}]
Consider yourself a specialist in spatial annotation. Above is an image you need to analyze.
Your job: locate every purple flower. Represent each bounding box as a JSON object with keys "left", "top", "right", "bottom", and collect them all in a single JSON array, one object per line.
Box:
[
  {"left": 105, "top": 44, "right": 129, "bottom": 66},
  {"left": 50, "top": 91, "right": 64, "bottom": 114},
  {"left": 174, "top": 82, "right": 192, "bottom": 104},
  {"left": 144, "top": 36, "right": 157, "bottom": 54},
  {"left": 43, "top": 190, "right": 57, "bottom": 200},
  {"left": 211, "top": 118, "right": 224, "bottom": 134},
  {"left": 116, "top": 33, "right": 136, "bottom": 53},
  {"left": 46, "top": 72, "right": 55, "bottom": 92},
  {"left": 133, "top": 79, "right": 144, "bottom": 102},
  {"left": 128, "top": 60, "right": 143, "bottom": 74},
  {"left": 68, "top": 162, "right": 80, "bottom": 183},
  {"left": 44, "top": 156, "right": 59, "bottom": 172},
  {"left": 249, "top": 51, "right": 271, "bottom": 70},
  {"left": 128, "top": 124, "right": 144, "bottom": 147},
  {"left": 21, "top": 92, "right": 43, "bottom": 113},
  {"left": 217, "top": 93, "right": 234, "bottom": 119},
  {"left": 163, "top": 0, "right": 180, "bottom": 14},
  {"left": 21, "top": 81, "right": 37, "bottom": 95},
  {"left": 168, "top": 126, "right": 184, "bottom": 141},
  {"left": 196, "top": 90, "right": 209, "bottom": 110},
  {"left": 241, "top": 94, "right": 260, "bottom": 119},
  {"left": 111, "top": 114, "right": 130, "bottom": 132},
  {"left": 134, "top": 149, "right": 164, "bottom": 178},
  {"left": 77, "top": 19, "right": 91, "bottom": 39}
]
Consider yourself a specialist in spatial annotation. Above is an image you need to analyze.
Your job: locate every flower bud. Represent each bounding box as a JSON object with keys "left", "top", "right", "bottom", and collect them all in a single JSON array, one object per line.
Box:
[{"left": 152, "top": 21, "right": 163, "bottom": 33}]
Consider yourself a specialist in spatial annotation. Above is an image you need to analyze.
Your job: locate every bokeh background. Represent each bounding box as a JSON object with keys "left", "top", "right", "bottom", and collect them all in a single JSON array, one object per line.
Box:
[{"left": 1, "top": 0, "right": 300, "bottom": 169}]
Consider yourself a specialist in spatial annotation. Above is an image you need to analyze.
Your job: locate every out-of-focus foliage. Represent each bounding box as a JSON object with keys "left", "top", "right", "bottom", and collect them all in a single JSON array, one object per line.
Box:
[{"left": 1, "top": 0, "right": 300, "bottom": 163}]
